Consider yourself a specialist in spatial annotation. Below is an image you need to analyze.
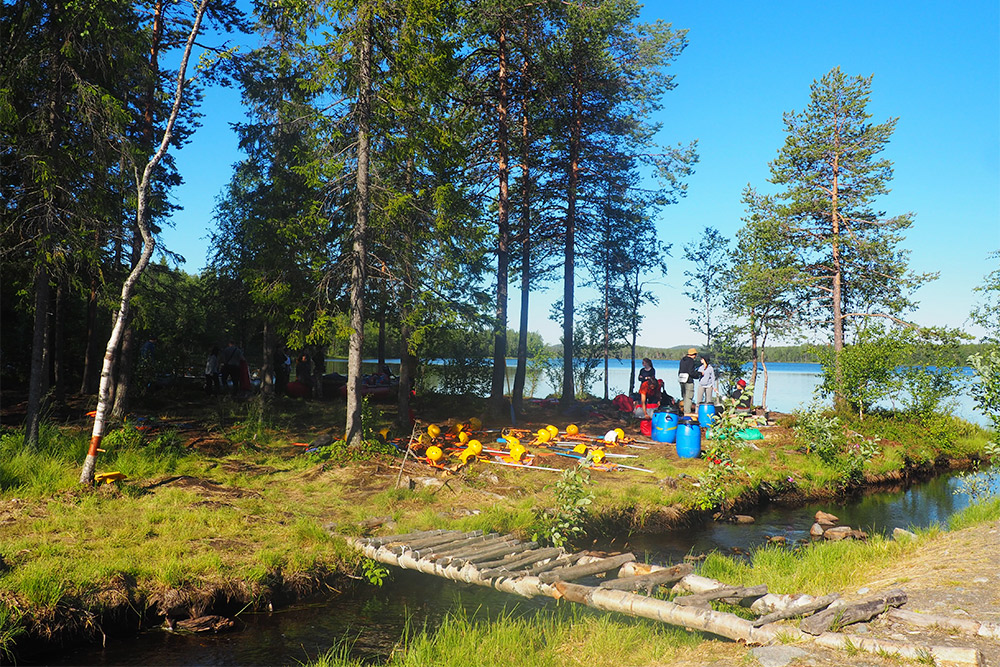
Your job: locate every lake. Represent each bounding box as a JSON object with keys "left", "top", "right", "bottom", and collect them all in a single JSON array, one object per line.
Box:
[{"left": 328, "top": 357, "right": 987, "bottom": 427}]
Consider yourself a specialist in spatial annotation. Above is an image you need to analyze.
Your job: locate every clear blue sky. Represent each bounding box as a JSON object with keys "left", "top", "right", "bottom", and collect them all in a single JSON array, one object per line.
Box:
[{"left": 160, "top": 0, "right": 1000, "bottom": 348}]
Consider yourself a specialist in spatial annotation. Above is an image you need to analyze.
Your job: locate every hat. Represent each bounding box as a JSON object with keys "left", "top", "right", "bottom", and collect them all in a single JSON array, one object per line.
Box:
[
  {"left": 686, "top": 347, "right": 697, "bottom": 355},
  {"left": 737, "top": 379, "right": 747, "bottom": 388}
]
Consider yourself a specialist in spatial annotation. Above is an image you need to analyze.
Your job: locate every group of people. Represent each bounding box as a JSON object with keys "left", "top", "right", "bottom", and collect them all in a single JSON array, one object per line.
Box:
[
  {"left": 204, "top": 340, "right": 250, "bottom": 397},
  {"left": 634, "top": 348, "right": 752, "bottom": 418}
]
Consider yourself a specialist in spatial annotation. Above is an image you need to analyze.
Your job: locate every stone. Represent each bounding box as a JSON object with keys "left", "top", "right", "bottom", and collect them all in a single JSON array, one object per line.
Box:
[
  {"left": 733, "top": 514, "right": 756, "bottom": 524},
  {"left": 823, "top": 526, "right": 855, "bottom": 541},
  {"left": 750, "top": 645, "right": 810, "bottom": 667},
  {"left": 815, "top": 510, "right": 839, "bottom": 525},
  {"left": 856, "top": 587, "right": 870, "bottom": 595},
  {"left": 810, "top": 522, "right": 825, "bottom": 537},
  {"left": 892, "top": 527, "right": 917, "bottom": 541}
]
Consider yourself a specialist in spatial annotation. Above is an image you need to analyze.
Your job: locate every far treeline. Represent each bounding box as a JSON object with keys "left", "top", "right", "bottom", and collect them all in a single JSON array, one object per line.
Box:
[{"left": 3, "top": 0, "right": 999, "bottom": 470}]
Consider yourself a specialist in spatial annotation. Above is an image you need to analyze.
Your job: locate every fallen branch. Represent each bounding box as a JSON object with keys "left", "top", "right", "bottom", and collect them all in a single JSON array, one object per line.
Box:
[
  {"left": 887, "top": 608, "right": 1000, "bottom": 640},
  {"left": 752, "top": 593, "right": 840, "bottom": 627},
  {"left": 800, "top": 590, "right": 907, "bottom": 635}
]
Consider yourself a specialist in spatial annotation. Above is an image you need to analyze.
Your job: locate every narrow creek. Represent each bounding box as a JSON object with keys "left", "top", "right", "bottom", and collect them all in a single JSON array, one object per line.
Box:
[{"left": 37, "top": 468, "right": 999, "bottom": 666}]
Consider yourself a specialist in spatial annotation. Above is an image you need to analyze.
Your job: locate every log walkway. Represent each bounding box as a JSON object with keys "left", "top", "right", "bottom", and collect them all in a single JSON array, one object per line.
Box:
[{"left": 347, "top": 529, "right": 984, "bottom": 666}]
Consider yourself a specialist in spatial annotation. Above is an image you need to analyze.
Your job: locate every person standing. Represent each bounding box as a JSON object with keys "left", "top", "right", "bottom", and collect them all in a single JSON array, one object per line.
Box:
[
  {"left": 637, "top": 358, "right": 658, "bottom": 417},
  {"left": 695, "top": 354, "right": 716, "bottom": 406},
  {"left": 219, "top": 340, "right": 244, "bottom": 397},
  {"left": 204, "top": 346, "right": 220, "bottom": 395},
  {"left": 273, "top": 346, "right": 291, "bottom": 396},
  {"left": 678, "top": 348, "right": 700, "bottom": 414}
]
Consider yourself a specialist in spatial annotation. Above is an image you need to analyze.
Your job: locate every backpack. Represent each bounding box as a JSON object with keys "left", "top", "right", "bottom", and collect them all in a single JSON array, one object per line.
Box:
[{"left": 612, "top": 394, "right": 635, "bottom": 413}]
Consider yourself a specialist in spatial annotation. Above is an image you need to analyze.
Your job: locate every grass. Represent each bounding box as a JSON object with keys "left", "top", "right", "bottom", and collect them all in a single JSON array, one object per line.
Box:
[{"left": 307, "top": 604, "right": 715, "bottom": 667}]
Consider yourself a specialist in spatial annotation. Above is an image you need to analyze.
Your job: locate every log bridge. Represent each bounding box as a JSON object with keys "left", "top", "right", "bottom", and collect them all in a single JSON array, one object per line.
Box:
[{"left": 347, "top": 529, "right": 984, "bottom": 666}]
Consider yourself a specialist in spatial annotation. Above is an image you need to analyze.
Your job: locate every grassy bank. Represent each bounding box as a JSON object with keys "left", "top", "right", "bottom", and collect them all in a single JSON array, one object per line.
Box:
[{"left": 0, "top": 390, "right": 994, "bottom": 660}]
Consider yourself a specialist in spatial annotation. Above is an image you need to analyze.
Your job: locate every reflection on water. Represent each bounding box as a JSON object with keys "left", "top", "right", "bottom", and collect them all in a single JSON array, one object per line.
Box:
[
  {"left": 617, "top": 468, "right": 1000, "bottom": 565},
  {"left": 44, "top": 468, "right": 999, "bottom": 666}
]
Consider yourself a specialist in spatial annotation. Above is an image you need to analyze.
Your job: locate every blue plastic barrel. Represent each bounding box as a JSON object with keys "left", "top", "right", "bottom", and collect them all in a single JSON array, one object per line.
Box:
[
  {"left": 652, "top": 411, "right": 679, "bottom": 443},
  {"left": 676, "top": 422, "right": 702, "bottom": 458},
  {"left": 697, "top": 403, "right": 716, "bottom": 428}
]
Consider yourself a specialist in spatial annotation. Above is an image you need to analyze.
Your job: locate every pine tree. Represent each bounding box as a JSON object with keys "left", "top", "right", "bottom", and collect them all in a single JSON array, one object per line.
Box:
[{"left": 769, "top": 67, "right": 933, "bottom": 402}]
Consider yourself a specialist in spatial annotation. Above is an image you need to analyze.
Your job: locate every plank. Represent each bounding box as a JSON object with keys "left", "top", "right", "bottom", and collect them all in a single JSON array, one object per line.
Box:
[{"left": 538, "top": 553, "right": 636, "bottom": 584}]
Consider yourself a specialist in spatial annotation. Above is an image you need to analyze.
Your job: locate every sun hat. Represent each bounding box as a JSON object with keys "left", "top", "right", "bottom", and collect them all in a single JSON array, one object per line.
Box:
[
  {"left": 737, "top": 379, "right": 747, "bottom": 388},
  {"left": 686, "top": 347, "right": 697, "bottom": 355}
]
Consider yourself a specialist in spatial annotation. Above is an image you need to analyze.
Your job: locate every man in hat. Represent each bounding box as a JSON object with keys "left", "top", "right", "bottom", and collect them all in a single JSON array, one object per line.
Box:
[
  {"left": 677, "top": 347, "right": 700, "bottom": 414},
  {"left": 731, "top": 379, "right": 753, "bottom": 410}
]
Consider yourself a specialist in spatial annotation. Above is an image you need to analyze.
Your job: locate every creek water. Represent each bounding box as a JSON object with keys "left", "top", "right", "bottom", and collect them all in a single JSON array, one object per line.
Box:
[{"left": 40, "top": 467, "right": 999, "bottom": 666}]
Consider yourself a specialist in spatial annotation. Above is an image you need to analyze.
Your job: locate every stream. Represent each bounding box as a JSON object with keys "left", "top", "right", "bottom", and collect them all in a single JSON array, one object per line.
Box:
[{"left": 37, "top": 467, "right": 999, "bottom": 666}]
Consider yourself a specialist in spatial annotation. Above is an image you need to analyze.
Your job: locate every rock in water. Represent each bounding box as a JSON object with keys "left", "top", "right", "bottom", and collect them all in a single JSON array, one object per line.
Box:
[{"left": 814, "top": 510, "right": 839, "bottom": 525}]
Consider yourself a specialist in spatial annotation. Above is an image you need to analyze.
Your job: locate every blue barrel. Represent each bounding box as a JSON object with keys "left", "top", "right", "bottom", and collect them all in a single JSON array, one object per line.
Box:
[
  {"left": 676, "top": 422, "right": 702, "bottom": 458},
  {"left": 698, "top": 403, "right": 716, "bottom": 428},
  {"left": 652, "top": 411, "right": 679, "bottom": 443}
]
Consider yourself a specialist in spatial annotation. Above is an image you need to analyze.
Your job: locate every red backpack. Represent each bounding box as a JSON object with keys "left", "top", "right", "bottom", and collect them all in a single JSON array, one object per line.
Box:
[{"left": 613, "top": 394, "right": 635, "bottom": 413}]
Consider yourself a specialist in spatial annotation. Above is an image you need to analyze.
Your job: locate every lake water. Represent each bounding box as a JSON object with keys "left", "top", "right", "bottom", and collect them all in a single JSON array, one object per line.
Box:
[{"left": 329, "top": 358, "right": 987, "bottom": 427}]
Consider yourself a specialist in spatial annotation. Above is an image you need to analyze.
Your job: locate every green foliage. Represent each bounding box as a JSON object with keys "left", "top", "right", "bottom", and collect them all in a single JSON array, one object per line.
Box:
[
  {"left": 968, "top": 348, "right": 1000, "bottom": 458},
  {"left": 308, "top": 398, "right": 396, "bottom": 464},
  {"left": 792, "top": 404, "right": 880, "bottom": 488},
  {"left": 953, "top": 461, "right": 999, "bottom": 506},
  {"left": 813, "top": 324, "right": 969, "bottom": 420},
  {"left": 538, "top": 464, "right": 594, "bottom": 548},
  {"left": 359, "top": 558, "right": 391, "bottom": 587},
  {"left": 682, "top": 226, "right": 730, "bottom": 347}
]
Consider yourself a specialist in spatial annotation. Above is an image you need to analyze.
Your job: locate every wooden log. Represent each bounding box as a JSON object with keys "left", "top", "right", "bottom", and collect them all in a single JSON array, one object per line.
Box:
[
  {"left": 538, "top": 553, "right": 636, "bottom": 584},
  {"left": 477, "top": 548, "right": 564, "bottom": 578},
  {"left": 364, "top": 529, "right": 445, "bottom": 547},
  {"left": 475, "top": 545, "right": 549, "bottom": 570},
  {"left": 674, "top": 573, "right": 729, "bottom": 594},
  {"left": 392, "top": 530, "right": 480, "bottom": 552},
  {"left": 599, "top": 563, "right": 693, "bottom": 592},
  {"left": 799, "top": 589, "right": 907, "bottom": 635},
  {"left": 519, "top": 553, "right": 582, "bottom": 577},
  {"left": 887, "top": 608, "right": 1000, "bottom": 640},
  {"left": 454, "top": 541, "right": 534, "bottom": 566},
  {"left": 422, "top": 533, "right": 502, "bottom": 559},
  {"left": 752, "top": 593, "right": 840, "bottom": 627},
  {"left": 432, "top": 537, "right": 519, "bottom": 564},
  {"left": 673, "top": 584, "right": 768, "bottom": 607},
  {"left": 813, "top": 632, "right": 982, "bottom": 666}
]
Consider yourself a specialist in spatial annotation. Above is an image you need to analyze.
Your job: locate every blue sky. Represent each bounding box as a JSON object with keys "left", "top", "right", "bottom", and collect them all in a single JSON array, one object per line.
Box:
[{"left": 160, "top": 0, "right": 1000, "bottom": 348}]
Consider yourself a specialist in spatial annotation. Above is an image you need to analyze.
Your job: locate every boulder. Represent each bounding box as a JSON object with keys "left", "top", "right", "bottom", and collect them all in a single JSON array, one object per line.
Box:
[
  {"left": 892, "top": 527, "right": 917, "bottom": 541},
  {"left": 822, "top": 526, "right": 852, "bottom": 541},
  {"left": 814, "top": 510, "right": 839, "bottom": 525},
  {"left": 809, "top": 522, "right": 825, "bottom": 537}
]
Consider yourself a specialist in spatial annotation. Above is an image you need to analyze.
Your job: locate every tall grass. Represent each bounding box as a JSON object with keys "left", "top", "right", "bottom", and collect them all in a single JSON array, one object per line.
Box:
[{"left": 306, "top": 604, "right": 708, "bottom": 667}]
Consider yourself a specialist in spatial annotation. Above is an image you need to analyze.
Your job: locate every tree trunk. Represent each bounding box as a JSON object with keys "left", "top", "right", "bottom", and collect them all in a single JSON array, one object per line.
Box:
[
  {"left": 25, "top": 265, "right": 51, "bottom": 449},
  {"left": 603, "top": 268, "right": 610, "bottom": 400},
  {"left": 561, "top": 63, "right": 582, "bottom": 406},
  {"left": 80, "top": 280, "right": 101, "bottom": 395},
  {"left": 377, "top": 303, "right": 386, "bottom": 368},
  {"left": 52, "top": 275, "right": 66, "bottom": 405},
  {"left": 489, "top": 25, "right": 511, "bottom": 416},
  {"left": 110, "top": 324, "right": 134, "bottom": 421},
  {"left": 346, "top": 5, "right": 373, "bottom": 447},
  {"left": 82, "top": 0, "right": 210, "bottom": 484},
  {"left": 512, "top": 91, "right": 532, "bottom": 415}
]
